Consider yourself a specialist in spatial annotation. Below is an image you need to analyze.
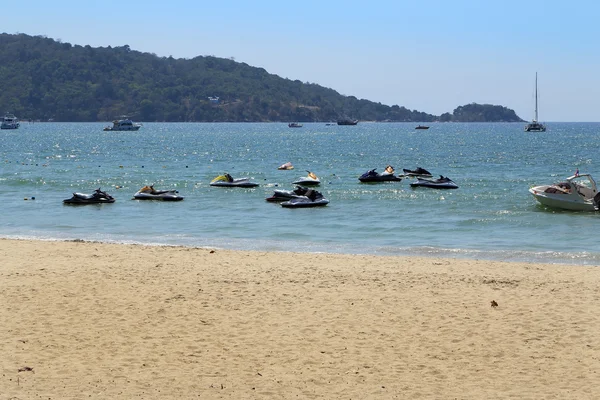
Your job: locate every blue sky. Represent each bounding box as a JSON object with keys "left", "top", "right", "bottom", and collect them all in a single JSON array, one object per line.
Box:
[{"left": 4, "top": 0, "right": 599, "bottom": 121}]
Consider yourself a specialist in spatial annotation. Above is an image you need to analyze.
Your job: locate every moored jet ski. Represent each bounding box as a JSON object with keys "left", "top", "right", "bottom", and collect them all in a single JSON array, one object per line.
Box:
[
  {"left": 292, "top": 170, "right": 321, "bottom": 186},
  {"left": 63, "top": 188, "right": 115, "bottom": 204},
  {"left": 133, "top": 185, "right": 184, "bottom": 201},
  {"left": 402, "top": 167, "right": 433, "bottom": 177},
  {"left": 210, "top": 173, "right": 259, "bottom": 188},
  {"left": 280, "top": 188, "right": 329, "bottom": 208},
  {"left": 359, "top": 165, "right": 402, "bottom": 183},
  {"left": 266, "top": 186, "right": 311, "bottom": 202},
  {"left": 410, "top": 175, "right": 458, "bottom": 189},
  {"left": 278, "top": 162, "right": 294, "bottom": 170}
]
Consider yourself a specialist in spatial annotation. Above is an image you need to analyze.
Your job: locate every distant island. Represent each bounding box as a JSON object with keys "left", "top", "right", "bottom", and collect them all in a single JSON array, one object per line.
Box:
[{"left": 0, "top": 33, "right": 524, "bottom": 123}]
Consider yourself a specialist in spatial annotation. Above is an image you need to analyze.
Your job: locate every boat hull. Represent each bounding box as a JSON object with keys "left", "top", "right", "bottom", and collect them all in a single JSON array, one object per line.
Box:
[
  {"left": 104, "top": 126, "right": 141, "bottom": 131},
  {"left": 281, "top": 198, "right": 329, "bottom": 208},
  {"left": 337, "top": 119, "right": 358, "bottom": 125},
  {"left": 133, "top": 191, "right": 184, "bottom": 201},
  {"left": 410, "top": 178, "right": 458, "bottom": 189},
  {"left": 524, "top": 123, "right": 546, "bottom": 132},
  {"left": 359, "top": 175, "right": 402, "bottom": 183},
  {"left": 529, "top": 187, "right": 595, "bottom": 211},
  {"left": 292, "top": 178, "right": 320, "bottom": 186},
  {"left": 210, "top": 180, "right": 259, "bottom": 188},
  {"left": 402, "top": 168, "right": 433, "bottom": 178}
]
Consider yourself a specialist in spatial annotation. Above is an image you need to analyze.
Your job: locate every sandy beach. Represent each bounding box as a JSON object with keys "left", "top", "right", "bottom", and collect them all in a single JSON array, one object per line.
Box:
[{"left": 1, "top": 239, "right": 599, "bottom": 399}]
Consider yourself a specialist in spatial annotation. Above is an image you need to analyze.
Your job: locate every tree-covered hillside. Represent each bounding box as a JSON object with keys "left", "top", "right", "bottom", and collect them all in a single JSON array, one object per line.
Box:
[
  {"left": 0, "top": 33, "right": 523, "bottom": 122},
  {"left": 440, "top": 103, "right": 523, "bottom": 122}
]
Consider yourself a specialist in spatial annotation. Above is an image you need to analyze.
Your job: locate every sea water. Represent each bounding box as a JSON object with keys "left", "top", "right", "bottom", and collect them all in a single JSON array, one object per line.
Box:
[{"left": 1, "top": 121, "right": 600, "bottom": 265}]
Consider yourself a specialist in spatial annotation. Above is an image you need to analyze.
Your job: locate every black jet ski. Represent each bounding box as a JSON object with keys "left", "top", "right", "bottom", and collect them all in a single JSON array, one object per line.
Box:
[
  {"left": 410, "top": 175, "right": 458, "bottom": 189},
  {"left": 359, "top": 165, "right": 402, "bottom": 183},
  {"left": 64, "top": 188, "right": 116, "bottom": 204},
  {"left": 133, "top": 185, "right": 184, "bottom": 201},
  {"left": 402, "top": 167, "right": 433, "bottom": 177},
  {"left": 280, "top": 188, "right": 329, "bottom": 208},
  {"left": 266, "top": 186, "right": 311, "bottom": 202}
]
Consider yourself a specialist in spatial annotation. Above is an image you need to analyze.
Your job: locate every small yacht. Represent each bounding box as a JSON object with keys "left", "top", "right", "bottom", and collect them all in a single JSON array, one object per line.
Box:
[
  {"left": 529, "top": 173, "right": 599, "bottom": 211},
  {"left": 103, "top": 116, "right": 142, "bottom": 131},
  {"left": 524, "top": 73, "right": 546, "bottom": 132},
  {"left": 337, "top": 119, "right": 358, "bottom": 126},
  {"left": 1, "top": 112, "right": 20, "bottom": 129}
]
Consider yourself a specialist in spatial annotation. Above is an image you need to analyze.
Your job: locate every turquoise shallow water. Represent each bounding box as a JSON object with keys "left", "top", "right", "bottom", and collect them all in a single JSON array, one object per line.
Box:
[{"left": 2, "top": 121, "right": 600, "bottom": 265}]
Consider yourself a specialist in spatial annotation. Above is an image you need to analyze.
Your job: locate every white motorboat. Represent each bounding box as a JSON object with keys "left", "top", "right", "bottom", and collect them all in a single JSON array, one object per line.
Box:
[
  {"left": 1, "top": 112, "right": 20, "bottom": 129},
  {"left": 103, "top": 116, "right": 142, "bottom": 131},
  {"left": 529, "top": 173, "right": 599, "bottom": 211},
  {"left": 210, "top": 174, "right": 259, "bottom": 188},
  {"left": 133, "top": 186, "right": 184, "bottom": 201},
  {"left": 292, "top": 171, "right": 321, "bottom": 186}
]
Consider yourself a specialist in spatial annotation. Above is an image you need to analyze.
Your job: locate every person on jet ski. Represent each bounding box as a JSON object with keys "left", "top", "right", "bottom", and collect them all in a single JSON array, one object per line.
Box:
[
  {"left": 304, "top": 189, "right": 319, "bottom": 201},
  {"left": 293, "top": 186, "right": 308, "bottom": 195},
  {"left": 225, "top": 173, "right": 234, "bottom": 182}
]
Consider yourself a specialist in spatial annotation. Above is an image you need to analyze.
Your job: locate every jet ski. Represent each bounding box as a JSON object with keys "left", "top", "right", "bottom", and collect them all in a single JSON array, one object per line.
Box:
[
  {"left": 292, "top": 170, "right": 321, "bottom": 186},
  {"left": 277, "top": 162, "right": 294, "bottom": 170},
  {"left": 402, "top": 167, "right": 433, "bottom": 177},
  {"left": 210, "top": 173, "right": 259, "bottom": 188},
  {"left": 410, "top": 175, "right": 459, "bottom": 189},
  {"left": 280, "top": 188, "right": 329, "bottom": 208},
  {"left": 359, "top": 165, "right": 402, "bottom": 183},
  {"left": 133, "top": 185, "right": 184, "bottom": 201},
  {"left": 63, "top": 188, "right": 116, "bottom": 204},
  {"left": 266, "top": 186, "right": 311, "bottom": 202}
]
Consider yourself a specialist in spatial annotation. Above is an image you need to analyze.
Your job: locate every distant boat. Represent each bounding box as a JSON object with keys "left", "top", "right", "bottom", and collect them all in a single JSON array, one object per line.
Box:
[
  {"left": 288, "top": 122, "right": 303, "bottom": 128},
  {"left": 415, "top": 125, "right": 429, "bottom": 130},
  {"left": 103, "top": 116, "right": 142, "bottom": 131},
  {"left": 1, "top": 112, "right": 20, "bottom": 129},
  {"left": 278, "top": 162, "right": 294, "bottom": 170},
  {"left": 524, "top": 73, "right": 546, "bottom": 132},
  {"left": 337, "top": 119, "right": 358, "bottom": 126}
]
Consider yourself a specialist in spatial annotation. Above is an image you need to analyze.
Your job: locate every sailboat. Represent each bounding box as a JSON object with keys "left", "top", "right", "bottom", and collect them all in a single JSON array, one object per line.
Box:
[{"left": 524, "top": 72, "right": 546, "bottom": 132}]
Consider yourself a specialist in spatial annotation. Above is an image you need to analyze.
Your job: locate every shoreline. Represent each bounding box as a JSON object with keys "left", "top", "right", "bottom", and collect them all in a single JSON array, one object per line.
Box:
[
  {"left": 1, "top": 238, "right": 599, "bottom": 398},
  {"left": 2, "top": 234, "right": 600, "bottom": 267}
]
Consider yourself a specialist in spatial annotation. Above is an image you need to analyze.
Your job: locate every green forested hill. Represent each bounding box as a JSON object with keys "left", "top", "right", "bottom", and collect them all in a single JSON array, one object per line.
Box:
[{"left": 0, "top": 33, "right": 524, "bottom": 122}]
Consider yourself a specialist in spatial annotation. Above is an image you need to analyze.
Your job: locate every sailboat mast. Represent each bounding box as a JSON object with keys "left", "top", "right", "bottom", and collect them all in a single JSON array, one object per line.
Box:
[{"left": 534, "top": 72, "right": 538, "bottom": 122}]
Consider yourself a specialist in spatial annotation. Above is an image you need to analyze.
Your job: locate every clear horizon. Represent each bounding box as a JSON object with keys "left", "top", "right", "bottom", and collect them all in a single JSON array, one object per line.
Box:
[{"left": 3, "top": 0, "right": 599, "bottom": 122}]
